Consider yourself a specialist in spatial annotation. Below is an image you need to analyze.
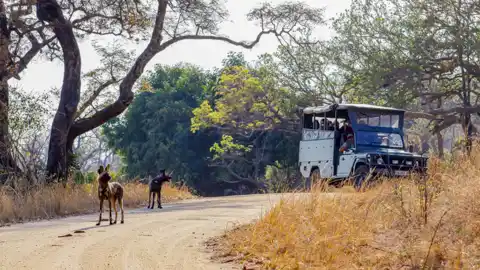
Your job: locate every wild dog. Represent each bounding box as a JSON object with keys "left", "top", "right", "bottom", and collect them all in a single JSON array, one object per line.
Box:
[
  {"left": 96, "top": 164, "right": 124, "bottom": 225},
  {"left": 148, "top": 169, "right": 171, "bottom": 209}
]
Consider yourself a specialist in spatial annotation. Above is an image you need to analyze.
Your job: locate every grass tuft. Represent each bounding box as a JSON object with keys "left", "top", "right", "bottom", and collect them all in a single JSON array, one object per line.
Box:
[
  {"left": 0, "top": 182, "right": 194, "bottom": 226},
  {"left": 220, "top": 145, "right": 480, "bottom": 269}
]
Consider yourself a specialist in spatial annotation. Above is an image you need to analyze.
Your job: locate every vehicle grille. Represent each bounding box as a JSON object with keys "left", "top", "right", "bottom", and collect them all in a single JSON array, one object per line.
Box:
[{"left": 380, "top": 155, "right": 425, "bottom": 170}]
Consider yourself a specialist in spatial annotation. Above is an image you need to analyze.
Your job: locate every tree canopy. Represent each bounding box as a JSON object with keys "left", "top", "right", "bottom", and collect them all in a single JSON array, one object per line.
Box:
[
  {"left": 1, "top": 0, "right": 479, "bottom": 191},
  {"left": 103, "top": 63, "right": 219, "bottom": 188}
]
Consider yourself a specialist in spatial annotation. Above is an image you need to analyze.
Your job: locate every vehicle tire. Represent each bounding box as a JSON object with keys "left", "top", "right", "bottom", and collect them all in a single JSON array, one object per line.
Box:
[
  {"left": 305, "top": 176, "right": 312, "bottom": 191},
  {"left": 309, "top": 168, "right": 328, "bottom": 192},
  {"left": 353, "top": 165, "right": 371, "bottom": 192}
]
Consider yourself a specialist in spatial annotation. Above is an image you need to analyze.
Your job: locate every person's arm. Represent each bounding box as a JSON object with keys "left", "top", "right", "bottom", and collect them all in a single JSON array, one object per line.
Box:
[
  {"left": 339, "top": 142, "right": 347, "bottom": 153},
  {"left": 339, "top": 139, "right": 352, "bottom": 153}
]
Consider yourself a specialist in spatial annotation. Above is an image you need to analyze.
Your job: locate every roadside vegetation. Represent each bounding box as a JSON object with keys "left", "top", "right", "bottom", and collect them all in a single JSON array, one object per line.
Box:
[
  {"left": 215, "top": 144, "right": 480, "bottom": 269},
  {"left": 0, "top": 180, "right": 193, "bottom": 226}
]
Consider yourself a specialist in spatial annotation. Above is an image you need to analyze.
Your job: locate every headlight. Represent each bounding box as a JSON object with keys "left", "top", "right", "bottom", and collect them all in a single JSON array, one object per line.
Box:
[
  {"left": 366, "top": 154, "right": 371, "bottom": 163},
  {"left": 415, "top": 160, "right": 420, "bottom": 167},
  {"left": 406, "top": 160, "right": 413, "bottom": 166},
  {"left": 392, "top": 160, "right": 399, "bottom": 164}
]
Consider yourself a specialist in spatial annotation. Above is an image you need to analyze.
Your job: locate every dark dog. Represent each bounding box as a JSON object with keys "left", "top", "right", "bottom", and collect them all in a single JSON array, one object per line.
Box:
[
  {"left": 96, "top": 164, "right": 124, "bottom": 225},
  {"left": 148, "top": 170, "right": 171, "bottom": 209}
]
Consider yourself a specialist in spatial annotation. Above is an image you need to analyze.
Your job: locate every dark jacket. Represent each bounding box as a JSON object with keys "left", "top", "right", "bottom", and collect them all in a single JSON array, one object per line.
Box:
[{"left": 340, "top": 125, "right": 354, "bottom": 141}]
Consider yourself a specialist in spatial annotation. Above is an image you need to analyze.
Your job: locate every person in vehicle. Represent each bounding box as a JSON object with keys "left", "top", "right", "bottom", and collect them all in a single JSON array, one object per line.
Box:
[
  {"left": 339, "top": 133, "right": 354, "bottom": 153},
  {"left": 340, "top": 119, "right": 354, "bottom": 141}
]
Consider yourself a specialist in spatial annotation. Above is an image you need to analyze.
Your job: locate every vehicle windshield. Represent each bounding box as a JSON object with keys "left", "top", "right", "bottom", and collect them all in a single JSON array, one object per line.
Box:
[
  {"left": 356, "top": 131, "right": 404, "bottom": 149},
  {"left": 355, "top": 112, "right": 400, "bottom": 128}
]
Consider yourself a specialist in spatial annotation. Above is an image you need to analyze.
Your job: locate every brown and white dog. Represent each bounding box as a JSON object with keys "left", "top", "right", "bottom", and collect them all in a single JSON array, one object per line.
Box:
[{"left": 96, "top": 164, "right": 124, "bottom": 225}]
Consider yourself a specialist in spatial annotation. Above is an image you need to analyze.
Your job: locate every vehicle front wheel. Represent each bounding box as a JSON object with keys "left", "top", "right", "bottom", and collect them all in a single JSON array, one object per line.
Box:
[{"left": 353, "top": 165, "right": 371, "bottom": 192}]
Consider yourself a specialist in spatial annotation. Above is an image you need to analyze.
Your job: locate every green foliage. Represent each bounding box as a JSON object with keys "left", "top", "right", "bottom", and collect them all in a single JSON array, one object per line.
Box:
[
  {"left": 103, "top": 63, "right": 220, "bottom": 187},
  {"left": 72, "top": 171, "right": 97, "bottom": 184},
  {"left": 209, "top": 135, "right": 251, "bottom": 160},
  {"left": 222, "top": 51, "right": 247, "bottom": 68},
  {"left": 264, "top": 161, "right": 297, "bottom": 193},
  {"left": 192, "top": 65, "right": 293, "bottom": 134},
  {"left": 67, "top": 152, "right": 81, "bottom": 177},
  {"left": 190, "top": 60, "right": 300, "bottom": 187}
]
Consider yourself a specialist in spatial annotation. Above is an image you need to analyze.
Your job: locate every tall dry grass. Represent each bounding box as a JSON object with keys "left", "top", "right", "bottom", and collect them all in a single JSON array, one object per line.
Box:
[
  {"left": 221, "top": 146, "right": 480, "bottom": 269},
  {"left": 0, "top": 182, "right": 194, "bottom": 226}
]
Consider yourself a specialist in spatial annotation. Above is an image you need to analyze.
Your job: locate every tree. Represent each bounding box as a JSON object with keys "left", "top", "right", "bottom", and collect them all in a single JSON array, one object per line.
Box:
[
  {"left": 0, "top": 0, "right": 36, "bottom": 174},
  {"left": 103, "top": 63, "right": 220, "bottom": 190},
  {"left": 191, "top": 63, "right": 300, "bottom": 189},
  {"left": 2, "top": 0, "right": 322, "bottom": 180},
  {"left": 329, "top": 0, "right": 480, "bottom": 153},
  {"left": 5, "top": 86, "right": 52, "bottom": 185},
  {"left": 70, "top": 128, "right": 120, "bottom": 172}
]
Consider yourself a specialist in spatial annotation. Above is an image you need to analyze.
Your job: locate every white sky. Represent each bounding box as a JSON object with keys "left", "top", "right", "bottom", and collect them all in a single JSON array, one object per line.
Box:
[{"left": 13, "top": 0, "right": 351, "bottom": 95}]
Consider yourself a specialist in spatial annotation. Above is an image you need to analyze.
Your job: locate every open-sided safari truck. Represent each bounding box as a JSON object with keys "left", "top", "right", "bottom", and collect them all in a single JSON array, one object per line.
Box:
[{"left": 298, "top": 103, "right": 428, "bottom": 191}]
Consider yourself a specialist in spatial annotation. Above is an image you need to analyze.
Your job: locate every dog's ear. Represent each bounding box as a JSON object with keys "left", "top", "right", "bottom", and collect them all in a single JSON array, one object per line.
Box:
[
  {"left": 105, "top": 164, "right": 111, "bottom": 172},
  {"left": 98, "top": 165, "right": 104, "bottom": 174}
]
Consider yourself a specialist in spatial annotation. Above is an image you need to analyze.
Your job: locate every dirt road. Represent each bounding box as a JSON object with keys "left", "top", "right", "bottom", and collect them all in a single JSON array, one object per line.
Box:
[{"left": 0, "top": 193, "right": 289, "bottom": 270}]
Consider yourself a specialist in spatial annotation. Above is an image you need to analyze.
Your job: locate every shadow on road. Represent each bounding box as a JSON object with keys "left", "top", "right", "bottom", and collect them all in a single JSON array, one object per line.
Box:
[
  {"left": 127, "top": 200, "right": 264, "bottom": 215},
  {"left": 69, "top": 199, "right": 273, "bottom": 233},
  {"left": 0, "top": 195, "right": 283, "bottom": 234}
]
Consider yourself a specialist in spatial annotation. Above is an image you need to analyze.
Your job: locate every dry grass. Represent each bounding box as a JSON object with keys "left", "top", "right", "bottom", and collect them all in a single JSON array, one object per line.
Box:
[
  {"left": 220, "top": 147, "right": 480, "bottom": 269},
  {"left": 0, "top": 182, "right": 194, "bottom": 226}
]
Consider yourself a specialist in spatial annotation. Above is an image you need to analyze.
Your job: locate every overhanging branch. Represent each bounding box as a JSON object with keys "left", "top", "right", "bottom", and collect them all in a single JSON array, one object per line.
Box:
[
  {"left": 159, "top": 30, "right": 278, "bottom": 51},
  {"left": 428, "top": 105, "right": 480, "bottom": 115},
  {"left": 69, "top": 29, "right": 286, "bottom": 139},
  {"left": 74, "top": 77, "right": 122, "bottom": 119}
]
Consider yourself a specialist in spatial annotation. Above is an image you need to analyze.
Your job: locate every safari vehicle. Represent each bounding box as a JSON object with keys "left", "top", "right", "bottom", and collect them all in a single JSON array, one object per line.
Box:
[{"left": 298, "top": 103, "right": 428, "bottom": 191}]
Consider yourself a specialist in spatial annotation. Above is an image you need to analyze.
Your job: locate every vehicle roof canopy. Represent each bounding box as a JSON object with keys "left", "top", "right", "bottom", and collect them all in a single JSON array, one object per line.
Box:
[{"left": 302, "top": 103, "right": 405, "bottom": 115}]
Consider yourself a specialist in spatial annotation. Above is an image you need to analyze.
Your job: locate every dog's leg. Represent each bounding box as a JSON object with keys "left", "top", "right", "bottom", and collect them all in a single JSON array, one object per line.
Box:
[
  {"left": 150, "top": 191, "right": 155, "bottom": 209},
  {"left": 113, "top": 197, "right": 118, "bottom": 224},
  {"left": 108, "top": 198, "right": 113, "bottom": 225},
  {"left": 151, "top": 192, "right": 156, "bottom": 209},
  {"left": 148, "top": 191, "right": 152, "bottom": 209},
  {"left": 157, "top": 191, "right": 162, "bottom": 209},
  {"left": 96, "top": 198, "right": 104, "bottom": 226},
  {"left": 119, "top": 197, "right": 124, "bottom": 224}
]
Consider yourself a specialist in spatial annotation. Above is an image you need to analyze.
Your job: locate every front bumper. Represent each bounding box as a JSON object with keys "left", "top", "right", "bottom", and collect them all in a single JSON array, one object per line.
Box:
[
  {"left": 366, "top": 154, "right": 428, "bottom": 177},
  {"left": 369, "top": 165, "right": 427, "bottom": 178}
]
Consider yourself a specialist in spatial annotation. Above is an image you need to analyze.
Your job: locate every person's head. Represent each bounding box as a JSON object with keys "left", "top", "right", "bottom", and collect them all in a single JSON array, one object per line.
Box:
[{"left": 344, "top": 119, "right": 350, "bottom": 126}]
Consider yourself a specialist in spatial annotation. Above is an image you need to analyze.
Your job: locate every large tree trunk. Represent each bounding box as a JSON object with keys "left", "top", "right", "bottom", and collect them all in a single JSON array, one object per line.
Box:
[
  {"left": 63, "top": 0, "right": 170, "bottom": 168},
  {"left": 41, "top": 0, "right": 81, "bottom": 181},
  {"left": 0, "top": 1, "right": 21, "bottom": 182},
  {"left": 436, "top": 132, "right": 444, "bottom": 159},
  {"left": 462, "top": 113, "right": 473, "bottom": 155},
  {"left": 420, "top": 133, "right": 430, "bottom": 154}
]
